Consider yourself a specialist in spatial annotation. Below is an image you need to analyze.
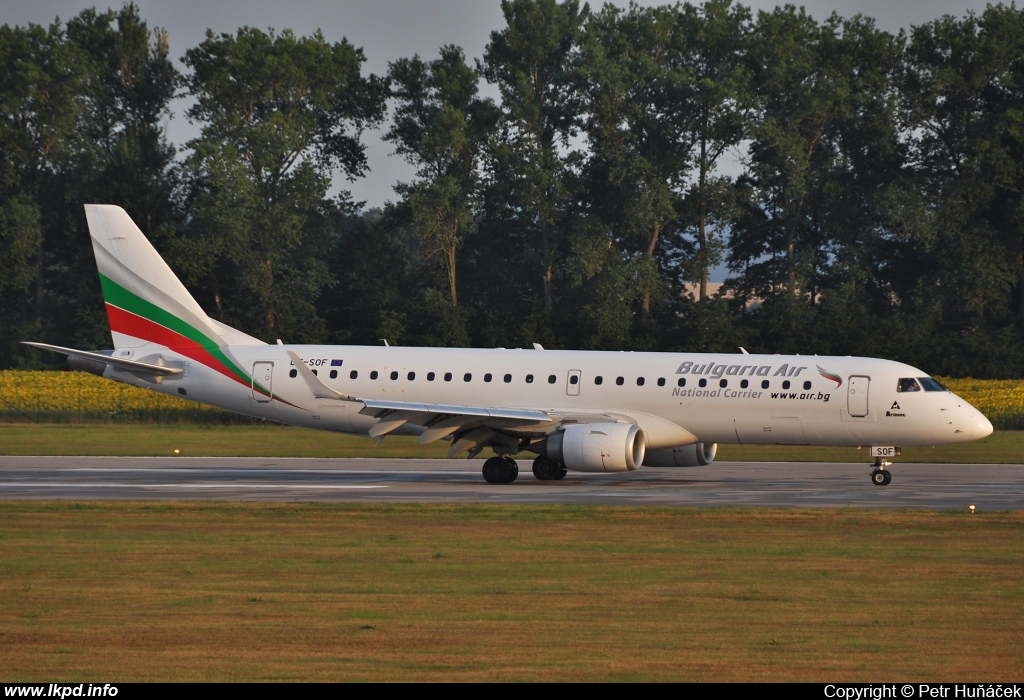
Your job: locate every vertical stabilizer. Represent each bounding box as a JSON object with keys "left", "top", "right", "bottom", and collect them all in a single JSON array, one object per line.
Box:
[{"left": 85, "top": 204, "right": 264, "bottom": 351}]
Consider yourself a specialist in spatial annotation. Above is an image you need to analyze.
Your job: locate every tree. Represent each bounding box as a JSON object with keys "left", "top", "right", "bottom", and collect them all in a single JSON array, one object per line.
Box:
[
  {"left": 904, "top": 6, "right": 1024, "bottom": 327},
  {"left": 728, "top": 8, "right": 904, "bottom": 352},
  {"left": 180, "top": 27, "right": 386, "bottom": 342},
  {"left": 386, "top": 45, "right": 496, "bottom": 310},
  {"left": 678, "top": 0, "right": 752, "bottom": 302},
  {"left": 579, "top": 0, "right": 751, "bottom": 327},
  {"left": 579, "top": 2, "right": 683, "bottom": 321},
  {"left": 482, "top": 0, "right": 589, "bottom": 315}
]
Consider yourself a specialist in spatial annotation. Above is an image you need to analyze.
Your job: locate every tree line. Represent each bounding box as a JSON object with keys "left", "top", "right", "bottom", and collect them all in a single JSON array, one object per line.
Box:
[{"left": 2, "top": 0, "right": 1023, "bottom": 377}]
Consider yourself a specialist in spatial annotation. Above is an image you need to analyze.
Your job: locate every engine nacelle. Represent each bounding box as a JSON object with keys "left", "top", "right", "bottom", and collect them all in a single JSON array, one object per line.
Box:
[
  {"left": 643, "top": 442, "right": 717, "bottom": 467},
  {"left": 547, "top": 423, "right": 645, "bottom": 473}
]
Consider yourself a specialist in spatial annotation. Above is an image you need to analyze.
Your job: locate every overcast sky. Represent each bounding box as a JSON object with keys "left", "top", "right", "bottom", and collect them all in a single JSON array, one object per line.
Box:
[{"left": 2, "top": 0, "right": 1000, "bottom": 210}]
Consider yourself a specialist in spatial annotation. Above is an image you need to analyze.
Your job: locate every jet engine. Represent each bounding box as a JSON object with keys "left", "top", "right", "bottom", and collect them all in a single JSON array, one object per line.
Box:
[
  {"left": 546, "top": 423, "right": 645, "bottom": 473},
  {"left": 643, "top": 442, "right": 718, "bottom": 467}
]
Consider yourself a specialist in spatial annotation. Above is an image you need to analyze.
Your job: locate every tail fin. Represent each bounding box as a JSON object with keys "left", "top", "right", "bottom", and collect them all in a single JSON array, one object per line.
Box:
[{"left": 85, "top": 204, "right": 264, "bottom": 350}]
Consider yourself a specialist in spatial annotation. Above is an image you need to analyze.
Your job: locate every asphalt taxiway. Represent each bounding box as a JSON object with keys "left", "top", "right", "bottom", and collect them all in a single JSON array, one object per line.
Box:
[{"left": 1, "top": 456, "right": 1021, "bottom": 509}]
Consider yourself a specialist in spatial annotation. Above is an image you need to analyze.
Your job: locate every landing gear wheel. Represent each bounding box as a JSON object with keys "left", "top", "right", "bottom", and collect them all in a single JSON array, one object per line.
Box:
[
  {"left": 871, "top": 469, "right": 890, "bottom": 486},
  {"left": 532, "top": 457, "right": 560, "bottom": 480},
  {"left": 882, "top": 470, "right": 892, "bottom": 485},
  {"left": 482, "top": 456, "right": 518, "bottom": 484},
  {"left": 553, "top": 465, "right": 568, "bottom": 480}
]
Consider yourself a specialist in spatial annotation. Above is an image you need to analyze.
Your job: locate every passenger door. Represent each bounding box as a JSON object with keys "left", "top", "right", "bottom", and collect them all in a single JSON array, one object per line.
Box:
[
  {"left": 847, "top": 375, "right": 870, "bottom": 417},
  {"left": 252, "top": 361, "right": 274, "bottom": 402}
]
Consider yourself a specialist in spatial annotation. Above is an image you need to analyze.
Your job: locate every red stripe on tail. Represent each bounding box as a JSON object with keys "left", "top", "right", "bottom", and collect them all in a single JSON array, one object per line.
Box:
[{"left": 105, "top": 304, "right": 253, "bottom": 391}]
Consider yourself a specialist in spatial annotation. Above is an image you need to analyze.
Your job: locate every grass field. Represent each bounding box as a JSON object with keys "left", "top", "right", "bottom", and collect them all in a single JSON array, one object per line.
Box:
[
  {"left": 1, "top": 423, "right": 1021, "bottom": 463},
  {"left": 0, "top": 502, "right": 1021, "bottom": 681}
]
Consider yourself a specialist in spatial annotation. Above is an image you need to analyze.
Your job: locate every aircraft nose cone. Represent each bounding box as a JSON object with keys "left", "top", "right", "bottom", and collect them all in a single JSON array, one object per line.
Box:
[{"left": 973, "top": 414, "right": 994, "bottom": 438}]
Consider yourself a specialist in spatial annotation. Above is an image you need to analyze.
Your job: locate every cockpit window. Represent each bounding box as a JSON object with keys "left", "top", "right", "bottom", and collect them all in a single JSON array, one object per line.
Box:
[
  {"left": 918, "top": 377, "right": 948, "bottom": 392},
  {"left": 897, "top": 378, "right": 921, "bottom": 392}
]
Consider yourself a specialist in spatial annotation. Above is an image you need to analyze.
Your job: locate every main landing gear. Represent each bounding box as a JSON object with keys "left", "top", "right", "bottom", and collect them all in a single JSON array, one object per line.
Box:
[
  {"left": 870, "top": 457, "right": 893, "bottom": 486},
  {"left": 532, "top": 456, "right": 568, "bottom": 481},
  {"left": 481, "top": 455, "right": 569, "bottom": 483},
  {"left": 482, "top": 455, "right": 519, "bottom": 484}
]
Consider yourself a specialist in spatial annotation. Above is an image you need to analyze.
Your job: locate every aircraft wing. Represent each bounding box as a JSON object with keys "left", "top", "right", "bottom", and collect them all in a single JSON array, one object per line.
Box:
[{"left": 283, "top": 350, "right": 697, "bottom": 456}]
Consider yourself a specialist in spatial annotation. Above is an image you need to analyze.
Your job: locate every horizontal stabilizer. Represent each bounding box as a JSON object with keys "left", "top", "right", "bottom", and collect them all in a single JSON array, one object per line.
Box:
[{"left": 22, "top": 342, "right": 183, "bottom": 376}]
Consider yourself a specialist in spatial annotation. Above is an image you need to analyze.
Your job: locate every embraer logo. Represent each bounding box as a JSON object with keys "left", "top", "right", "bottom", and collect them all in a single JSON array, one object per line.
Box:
[{"left": 887, "top": 401, "right": 906, "bottom": 417}]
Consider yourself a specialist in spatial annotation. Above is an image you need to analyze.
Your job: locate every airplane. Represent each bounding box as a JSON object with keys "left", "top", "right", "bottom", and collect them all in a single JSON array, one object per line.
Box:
[{"left": 24, "top": 205, "right": 994, "bottom": 486}]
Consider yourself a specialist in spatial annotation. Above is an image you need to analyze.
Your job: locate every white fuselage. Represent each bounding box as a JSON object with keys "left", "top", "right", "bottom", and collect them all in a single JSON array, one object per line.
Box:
[{"left": 103, "top": 344, "right": 993, "bottom": 451}]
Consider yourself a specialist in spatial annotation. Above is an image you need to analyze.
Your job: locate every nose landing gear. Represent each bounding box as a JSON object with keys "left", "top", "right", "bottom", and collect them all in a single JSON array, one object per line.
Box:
[{"left": 870, "top": 457, "right": 893, "bottom": 486}]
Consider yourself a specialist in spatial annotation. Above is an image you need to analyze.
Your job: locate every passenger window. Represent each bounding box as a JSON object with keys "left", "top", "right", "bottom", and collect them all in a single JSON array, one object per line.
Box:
[
  {"left": 408, "top": 372, "right": 415, "bottom": 380},
  {"left": 570, "top": 375, "right": 579, "bottom": 385},
  {"left": 444, "top": 372, "right": 452, "bottom": 382},
  {"left": 719, "top": 379, "right": 727, "bottom": 388},
  {"left": 637, "top": 377, "right": 645, "bottom": 386},
  {"left": 699, "top": 378, "right": 707, "bottom": 388},
  {"left": 390, "top": 371, "right": 398, "bottom": 380},
  {"left": 615, "top": 377, "right": 624, "bottom": 386},
  {"left": 677, "top": 378, "right": 686, "bottom": 387},
  {"left": 526, "top": 374, "right": 534, "bottom": 383},
  {"left": 782, "top": 380, "right": 790, "bottom": 390},
  {"left": 657, "top": 378, "right": 665, "bottom": 387},
  {"left": 350, "top": 370, "right": 358, "bottom": 379},
  {"left": 898, "top": 378, "right": 921, "bottom": 392},
  {"left": 289, "top": 369, "right": 297, "bottom": 378},
  {"left": 427, "top": 372, "right": 435, "bottom": 381},
  {"left": 370, "top": 371, "right": 378, "bottom": 380},
  {"left": 330, "top": 369, "right": 338, "bottom": 379},
  {"left": 761, "top": 380, "right": 769, "bottom": 389},
  {"left": 548, "top": 374, "right": 556, "bottom": 384},
  {"left": 484, "top": 373, "right": 492, "bottom": 382},
  {"left": 464, "top": 373, "right": 472, "bottom": 382},
  {"left": 740, "top": 379, "right": 748, "bottom": 389},
  {"left": 803, "top": 380, "right": 811, "bottom": 390},
  {"left": 595, "top": 376, "right": 603, "bottom": 385},
  {"left": 504, "top": 374, "right": 512, "bottom": 383}
]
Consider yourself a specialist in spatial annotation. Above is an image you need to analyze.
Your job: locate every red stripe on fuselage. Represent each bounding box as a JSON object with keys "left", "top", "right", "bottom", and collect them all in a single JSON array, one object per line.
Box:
[{"left": 105, "top": 304, "right": 253, "bottom": 390}]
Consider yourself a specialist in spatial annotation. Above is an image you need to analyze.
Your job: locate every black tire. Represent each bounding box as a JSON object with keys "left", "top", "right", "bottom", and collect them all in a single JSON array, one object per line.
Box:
[
  {"left": 871, "top": 469, "right": 887, "bottom": 486},
  {"left": 507, "top": 459, "right": 519, "bottom": 483},
  {"left": 532, "top": 457, "right": 559, "bottom": 480},
  {"left": 882, "top": 470, "right": 892, "bottom": 485},
  {"left": 554, "top": 465, "right": 568, "bottom": 480},
  {"left": 483, "top": 457, "right": 508, "bottom": 484}
]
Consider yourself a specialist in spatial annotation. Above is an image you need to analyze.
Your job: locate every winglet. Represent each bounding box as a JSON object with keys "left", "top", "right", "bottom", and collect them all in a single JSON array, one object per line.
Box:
[{"left": 285, "top": 350, "right": 359, "bottom": 402}]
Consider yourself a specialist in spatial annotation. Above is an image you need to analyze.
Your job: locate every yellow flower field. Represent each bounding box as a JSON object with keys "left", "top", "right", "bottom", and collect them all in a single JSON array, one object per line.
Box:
[
  {"left": 1, "top": 370, "right": 1022, "bottom": 429},
  {"left": 0, "top": 370, "right": 240, "bottom": 423}
]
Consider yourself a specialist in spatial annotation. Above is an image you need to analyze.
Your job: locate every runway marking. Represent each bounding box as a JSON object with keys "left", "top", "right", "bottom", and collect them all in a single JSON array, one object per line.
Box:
[
  {"left": 59, "top": 468, "right": 467, "bottom": 475},
  {"left": 0, "top": 482, "right": 389, "bottom": 490}
]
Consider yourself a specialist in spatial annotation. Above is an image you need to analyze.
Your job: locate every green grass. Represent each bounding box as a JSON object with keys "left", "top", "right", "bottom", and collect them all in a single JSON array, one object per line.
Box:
[
  {"left": 0, "top": 423, "right": 452, "bottom": 458},
  {"left": 0, "top": 502, "right": 1021, "bottom": 681},
  {"left": 0, "top": 423, "right": 1021, "bottom": 462}
]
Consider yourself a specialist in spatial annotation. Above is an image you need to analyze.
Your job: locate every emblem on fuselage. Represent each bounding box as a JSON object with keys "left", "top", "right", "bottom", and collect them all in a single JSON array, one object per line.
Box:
[{"left": 816, "top": 366, "right": 843, "bottom": 388}]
